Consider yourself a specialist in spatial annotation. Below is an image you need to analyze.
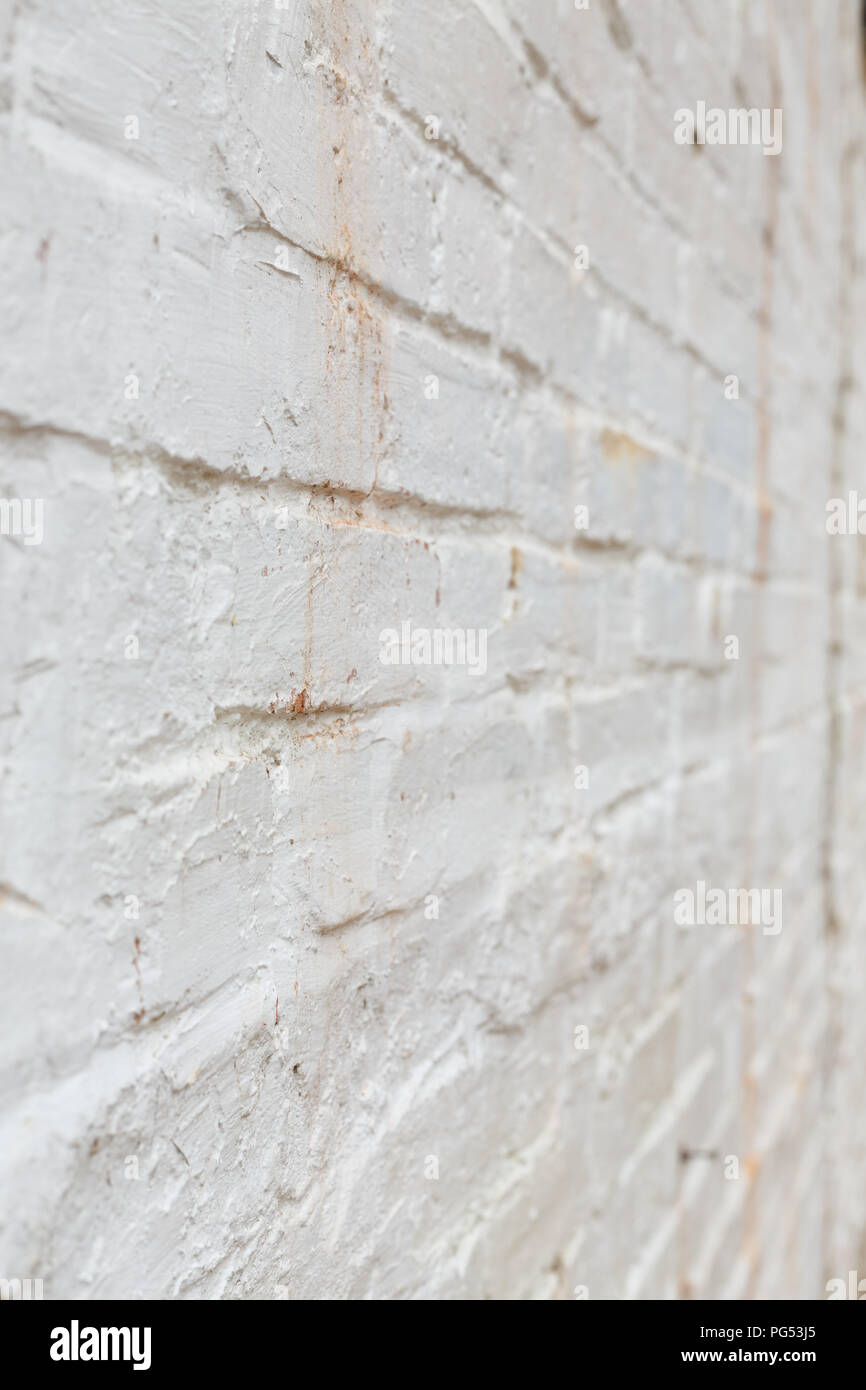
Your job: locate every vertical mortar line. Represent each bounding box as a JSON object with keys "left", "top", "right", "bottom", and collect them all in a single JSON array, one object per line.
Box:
[
  {"left": 740, "top": 0, "right": 782, "bottom": 1300},
  {"left": 820, "top": 38, "right": 859, "bottom": 1281}
]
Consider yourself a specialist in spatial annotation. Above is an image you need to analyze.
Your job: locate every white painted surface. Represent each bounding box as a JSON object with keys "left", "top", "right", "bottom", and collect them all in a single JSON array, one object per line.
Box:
[{"left": 1, "top": 0, "right": 865, "bottom": 1299}]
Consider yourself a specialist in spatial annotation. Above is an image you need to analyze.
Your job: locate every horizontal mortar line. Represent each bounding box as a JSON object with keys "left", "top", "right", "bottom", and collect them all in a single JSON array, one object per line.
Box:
[
  {"left": 0, "top": 409, "right": 113, "bottom": 457},
  {"left": 619, "top": 987, "right": 683, "bottom": 1079},
  {"left": 112, "top": 966, "right": 263, "bottom": 1045},
  {"left": 122, "top": 656, "right": 818, "bottom": 792},
  {"left": 18, "top": 107, "right": 534, "bottom": 380},
  {"left": 115, "top": 377, "right": 803, "bottom": 536},
  {"left": 38, "top": 33, "right": 796, "bottom": 361},
  {"left": 560, "top": 0, "right": 787, "bottom": 221},
  {"left": 22, "top": 965, "right": 286, "bottom": 1083},
  {"left": 238, "top": 200, "right": 519, "bottom": 361},
  {"left": 0, "top": 881, "right": 50, "bottom": 919},
  {"left": 588, "top": 707, "right": 833, "bottom": 826},
  {"left": 306, "top": 27, "right": 595, "bottom": 282},
  {"left": 500, "top": 14, "right": 600, "bottom": 129},
  {"left": 0, "top": 407, "right": 700, "bottom": 571},
  {"left": 378, "top": 80, "right": 686, "bottom": 342},
  {"left": 491, "top": 6, "right": 771, "bottom": 315},
  {"left": 751, "top": 1034, "right": 827, "bottom": 1154},
  {"left": 618, "top": 1045, "right": 717, "bottom": 1191},
  {"left": 140, "top": 440, "right": 530, "bottom": 528},
  {"left": 588, "top": 770, "right": 676, "bottom": 828},
  {"left": 0, "top": 395, "right": 832, "bottom": 593},
  {"left": 380, "top": 81, "right": 507, "bottom": 207},
  {"left": 0, "top": 429, "right": 825, "bottom": 639},
  {"left": 0, "top": 397, "right": 812, "bottom": 571},
  {"left": 141, "top": 454, "right": 589, "bottom": 564},
  {"left": 0, "top": 404, "right": 539, "bottom": 542},
  {"left": 352, "top": 48, "right": 768, "bottom": 355},
  {"left": 313, "top": 4, "right": 661, "bottom": 309},
  {"left": 314, "top": 900, "right": 424, "bottom": 938},
  {"left": 123, "top": 681, "right": 829, "bottom": 839},
  {"left": 117, "top": 676, "right": 573, "bottom": 767},
  {"left": 0, "top": 196, "right": 816, "bottom": 536},
  {"left": 397, "top": 0, "right": 759, "bottom": 327},
  {"left": 9, "top": 111, "right": 484, "bottom": 368},
  {"left": 479, "top": 952, "right": 617, "bottom": 1037},
  {"left": 366, "top": 97, "right": 772, "bottom": 391},
  {"left": 212, "top": 693, "right": 415, "bottom": 727},
  {"left": 17, "top": 97, "right": 765, "bottom": 416},
  {"left": 572, "top": 536, "right": 818, "bottom": 581}
]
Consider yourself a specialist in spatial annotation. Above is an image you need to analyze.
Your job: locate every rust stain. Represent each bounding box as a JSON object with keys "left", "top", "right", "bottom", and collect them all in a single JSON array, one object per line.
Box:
[
  {"left": 269, "top": 688, "right": 311, "bottom": 716},
  {"left": 132, "top": 934, "right": 144, "bottom": 1018},
  {"left": 315, "top": 1, "right": 389, "bottom": 499},
  {"left": 599, "top": 428, "right": 653, "bottom": 463},
  {"left": 743, "top": 1152, "right": 761, "bottom": 1182},
  {"left": 322, "top": 258, "right": 387, "bottom": 493},
  {"left": 300, "top": 3, "right": 392, "bottom": 710},
  {"left": 508, "top": 546, "right": 522, "bottom": 590}
]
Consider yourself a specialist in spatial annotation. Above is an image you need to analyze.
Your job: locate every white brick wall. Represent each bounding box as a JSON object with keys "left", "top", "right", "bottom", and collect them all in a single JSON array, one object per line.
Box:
[{"left": 1, "top": 0, "right": 866, "bottom": 1300}]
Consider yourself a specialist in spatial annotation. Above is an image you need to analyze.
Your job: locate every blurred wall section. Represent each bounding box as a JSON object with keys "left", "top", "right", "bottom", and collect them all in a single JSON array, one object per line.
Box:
[{"left": 1, "top": 0, "right": 866, "bottom": 1299}]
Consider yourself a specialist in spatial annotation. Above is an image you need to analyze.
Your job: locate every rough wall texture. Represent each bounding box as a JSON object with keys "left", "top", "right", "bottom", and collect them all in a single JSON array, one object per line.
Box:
[{"left": 1, "top": 0, "right": 866, "bottom": 1300}]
